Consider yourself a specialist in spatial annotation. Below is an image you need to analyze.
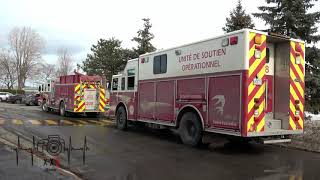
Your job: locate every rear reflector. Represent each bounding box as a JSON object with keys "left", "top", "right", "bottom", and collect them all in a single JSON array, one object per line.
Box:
[{"left": 230, "top": 36, "right": 238, "bottom": 45}]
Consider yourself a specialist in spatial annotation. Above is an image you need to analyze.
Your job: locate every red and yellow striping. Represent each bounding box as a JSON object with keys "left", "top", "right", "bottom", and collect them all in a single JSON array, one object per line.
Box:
[
  {"left": 247, "top": 32, "right": 267, "bottom": 133},
  {"left": 289, "top": 41, "right": 305, "bottom": 130},
  {"left": 74, "top": 82, "right": 108, "bottom": 112},
  {"left": 74, "top": 83, "right": 85, "bottom": 112}
]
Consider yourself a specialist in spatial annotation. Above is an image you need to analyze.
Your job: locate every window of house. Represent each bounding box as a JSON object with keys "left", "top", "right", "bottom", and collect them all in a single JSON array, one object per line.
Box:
[
  {"left": 127, "top": 69, "right": 135, "bottom": 90},
  {"left": 112, "top": 78, "right": 119, "bottom": 91},
  {"left": 153, "top": 54, "right": 167, "bottom": 74},
  {"left": 121, "top": 77, "right": 125, "bottom": 90}
]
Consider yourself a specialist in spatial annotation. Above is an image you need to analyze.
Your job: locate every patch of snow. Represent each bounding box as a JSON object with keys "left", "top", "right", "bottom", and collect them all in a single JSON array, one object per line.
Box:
[{"left": 305, "top": 112, "right": 320, "bottom": 121}]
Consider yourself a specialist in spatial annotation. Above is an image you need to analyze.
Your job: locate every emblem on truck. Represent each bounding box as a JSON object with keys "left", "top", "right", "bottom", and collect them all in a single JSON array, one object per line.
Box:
[{"left": 212, "top": 95, "right": 225, "bottom": 115}]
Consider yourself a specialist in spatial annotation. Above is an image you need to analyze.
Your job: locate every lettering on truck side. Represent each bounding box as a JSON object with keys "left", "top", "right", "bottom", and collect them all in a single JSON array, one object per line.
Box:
[{"left": 178, "top": 48, "right": 226, "bottom": 71}]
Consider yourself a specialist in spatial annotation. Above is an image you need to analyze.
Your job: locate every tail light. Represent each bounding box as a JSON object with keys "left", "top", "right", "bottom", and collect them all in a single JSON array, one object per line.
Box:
[
  {"left": 295, "top": 100, "right": 300, "bottom": 117},
  {"left": 254, "top": 98, "right": 260, "bottom": 117},
  {"left": 295, "top": 52, "right": 301, "bottom": 64}
]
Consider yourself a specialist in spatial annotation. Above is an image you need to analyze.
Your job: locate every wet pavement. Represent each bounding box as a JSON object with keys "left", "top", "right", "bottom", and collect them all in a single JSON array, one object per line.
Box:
[{"left": 0, "top": 102, "right": 319, "bottom": 180}]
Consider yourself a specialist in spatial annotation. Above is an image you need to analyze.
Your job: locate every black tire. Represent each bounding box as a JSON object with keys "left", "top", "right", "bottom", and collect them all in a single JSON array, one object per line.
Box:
[
  {"left": 116, "top": 106, "right": 127, "bottom": 130},
  {"left": 0, "top": 98, "right": 2, "bottom": 102},
  {"left": 179, "top": 112, "right": 203, "bottom": 147},
  {"left": 59, "top": 101, "right": 66, "bottom": 116}
]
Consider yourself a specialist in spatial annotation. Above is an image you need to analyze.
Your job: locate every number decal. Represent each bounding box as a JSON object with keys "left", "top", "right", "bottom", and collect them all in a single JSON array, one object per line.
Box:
[{"left": 265, "top": 65, "right": 269, "bottom": 73}]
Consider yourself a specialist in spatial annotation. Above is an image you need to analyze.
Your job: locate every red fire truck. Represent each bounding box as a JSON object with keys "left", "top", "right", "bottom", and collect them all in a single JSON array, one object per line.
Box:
[
  {"left": 39, "top": 74, "right": 109, "bottom": 117},
  {"left": 107, "top": 29, "right": 305, "bottom": 146}
]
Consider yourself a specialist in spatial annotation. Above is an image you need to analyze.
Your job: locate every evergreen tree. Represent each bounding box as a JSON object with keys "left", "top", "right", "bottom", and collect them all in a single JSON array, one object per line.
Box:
[
  {"left": 254, "top": 0, "right": 320, "bottom": 113},
  {"left": 305, "top": 46, "right": 320, "bottom": 113},
  {"left": 79, "top": 38, "right": 128, "bottom": 81},
  {"left": 253, "top": 0, "right": 320, "bottom": 43},
  {"left": 132, "top": 18, "right": 156, "bottom": 55},
  {"left": 222, "top": 0, "right": 255, "bottom": 33}
]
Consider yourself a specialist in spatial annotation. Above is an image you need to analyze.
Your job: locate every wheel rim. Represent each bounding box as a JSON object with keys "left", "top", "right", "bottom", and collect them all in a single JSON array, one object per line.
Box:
[
  {"left": 42, "top": 103, "right": 46, "bottom": 111},
  {"left": 118, "top": 111, "right": 124, "bottom": 124},
  {"left": 60, "top": 104, "right": 64, "bottom": 115}
]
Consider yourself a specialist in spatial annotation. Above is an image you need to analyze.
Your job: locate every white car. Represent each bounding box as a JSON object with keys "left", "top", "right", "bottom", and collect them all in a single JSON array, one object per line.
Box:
[{"left": 0, "top": 92, "right": 13, "bottom": 102}]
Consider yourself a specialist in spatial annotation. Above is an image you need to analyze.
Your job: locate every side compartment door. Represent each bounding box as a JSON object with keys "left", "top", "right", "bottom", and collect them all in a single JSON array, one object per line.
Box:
[
  {"left": 138, "top": 81, "right": 155, "bottom": 120},
  {"left": 155, "top": 80, "right": 175, "bottom": 122},
  {"left": 208, "top": 75, "right": 241, "bottom": 130}
]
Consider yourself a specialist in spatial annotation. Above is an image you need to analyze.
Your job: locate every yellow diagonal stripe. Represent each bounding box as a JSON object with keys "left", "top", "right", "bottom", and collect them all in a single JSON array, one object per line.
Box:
[
  {"left": 289, "top": 116, "right": 297, "bottom": 130},
  {"left": 290, "top": 55, "right": 304, "bottom": 83},
  {"left": 290, "top": 87, "right": 304, "bottom": 112},
  {"left": 290, "top": 71, "right": 304, "bottom": 98},
  {"left": 256, "top": 118, "right": 265, "bottom": 132},
  {"left": 248, "top": 83, "right": 265, "bottom": 113},
  {"left": 12, "top": 119, "right": 23, "bottom": 125},
  {"left": 88, "top": 120, "right": 105, "bottom": 126},
  {"left": 75, "top": 84, "right": 81, "bottom": 92},
  {"left": 29, "top": 120, "right": 41, "bottom": 125},
  {"left": 45, "top": 120, "right": 57, "bottom": 125},
  {"left": 78, "top": 120, "right": 89, "bottom": 125},
  {"left": 61, "top": 120, "right": 74, "bottom": 125},
  {"left": 100, "top": 120, "right": 115, "bottom": 125}
]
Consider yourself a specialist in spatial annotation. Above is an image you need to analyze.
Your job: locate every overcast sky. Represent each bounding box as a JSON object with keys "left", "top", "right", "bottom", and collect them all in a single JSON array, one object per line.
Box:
[{"left": 0, "top": 0, "right": 319, "bottom": 66}]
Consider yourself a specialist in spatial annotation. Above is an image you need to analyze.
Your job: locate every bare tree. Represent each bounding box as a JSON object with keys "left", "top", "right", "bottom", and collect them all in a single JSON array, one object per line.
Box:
[
  {"left": 0, "top": 49, "right": 17, "bottom": 89},
  {"left": 31, "top": 62, "right": 56, "bottom": 84},
  {"left": 56, "top": 48, "right": 73, "bottom": 76},
  {"left": 8, "top": 27, "right": 44, "bottom": 90}
]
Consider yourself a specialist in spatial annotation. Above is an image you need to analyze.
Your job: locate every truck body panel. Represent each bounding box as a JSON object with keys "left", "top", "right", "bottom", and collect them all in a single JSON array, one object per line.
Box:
[{"left": 108, "top": 29, "right": 305, "bottom": 140}]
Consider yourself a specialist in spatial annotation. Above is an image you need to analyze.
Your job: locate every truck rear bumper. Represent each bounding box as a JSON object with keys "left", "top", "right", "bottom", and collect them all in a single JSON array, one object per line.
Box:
[{"left": 247, "top": 129, "right": 303, "bottom": 137}]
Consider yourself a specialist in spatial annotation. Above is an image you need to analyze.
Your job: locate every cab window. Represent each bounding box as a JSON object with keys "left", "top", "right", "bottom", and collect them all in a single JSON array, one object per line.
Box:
[
  {"left": 121, "top": 77, "right": 125, "bottom": 91},
  {"left": 112, "top": 78, "right": 119, "bottom": 91},
  {"left": 127, "top": 69, "right": 135, "bottom": 90}
]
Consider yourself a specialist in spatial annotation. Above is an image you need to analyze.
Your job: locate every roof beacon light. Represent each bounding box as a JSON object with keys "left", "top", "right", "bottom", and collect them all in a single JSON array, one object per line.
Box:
[
  {"left": 295, "top": 43, "right": 302, "bottom": 52},
  {"left": 255, "top": 35, "right": 262, "bottom": 45}
]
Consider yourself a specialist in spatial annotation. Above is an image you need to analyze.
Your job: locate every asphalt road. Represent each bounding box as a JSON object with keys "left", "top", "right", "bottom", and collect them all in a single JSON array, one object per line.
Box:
[{"left": 0, "top": 102, "right": 319, "bottom": 180}]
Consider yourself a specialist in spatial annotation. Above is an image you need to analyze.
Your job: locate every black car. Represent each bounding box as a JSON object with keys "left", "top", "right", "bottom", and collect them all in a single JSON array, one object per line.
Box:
[
  {"left": 25, "top": 93, "right": 40, "bottom": 106},
  {"left": 7, "top": 94, "right": 25, "bottom": 104}
]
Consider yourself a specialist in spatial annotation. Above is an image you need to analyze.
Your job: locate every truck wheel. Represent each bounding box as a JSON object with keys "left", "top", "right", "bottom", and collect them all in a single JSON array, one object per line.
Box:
[
  {"left": 42, "top": 100, "right": 49, "bottom": 112},
  {"left": 116, "top": 106, "right": 127, "bottom": 130},
  {"left": 179, "top": 112, "right": 203, "bottom": 147},
  {"left": 59, "top": 102, "right": 66, "bottom": 116}
]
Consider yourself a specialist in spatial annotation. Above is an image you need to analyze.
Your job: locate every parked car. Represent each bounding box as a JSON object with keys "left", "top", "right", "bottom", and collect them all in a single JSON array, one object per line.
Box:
[
  {"left": 7, "top": 94, "right": 25, "bottom": 104},
  {"left": 0, "top": 92, "right": 13, "bottom": 102},
  {"left": 25, "top": 93, "right": 40, "bottom": 106}
]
